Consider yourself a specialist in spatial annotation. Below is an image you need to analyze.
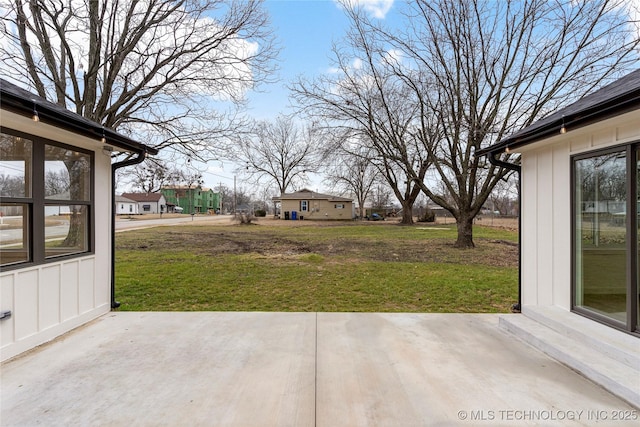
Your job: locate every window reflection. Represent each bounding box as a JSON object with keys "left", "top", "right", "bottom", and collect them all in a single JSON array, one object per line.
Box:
[
  {"left": 44, "top": 145, "right": 90, "bottom": 201},
  {"left": 0, "top": 204, "right": 29, "bottom": 266},
  {"left": 574, "top": 151, "right": 627, "bottom": 323},
  {"left": 0, "top": 134, "right": 32, "bottom": 198},
  {"left": 44, "top": 205, "right": 88, "bottom": 258}
]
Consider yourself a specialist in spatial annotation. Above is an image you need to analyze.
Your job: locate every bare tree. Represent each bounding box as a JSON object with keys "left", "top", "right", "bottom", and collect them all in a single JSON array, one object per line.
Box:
[
  {"left": 1, "top": 0, "right": 278, "bottom": 158},
  {"left": 236, "top": 115, "right": 319, "bottom": 194},
  {"left": 370, "top": 184, "right": 392, "bottom": 213},
  {"left": 312, "top": 0, "right": 638, "bottom": 247},
  {"left": 255, "top": 184, "right": 278, "bottom": 214},
  {"left": 407, "top": 0, "right": 636, "bottom": 247},
  {"left": 291, "top": 28, "right": 433, "bottom": 224},
  {"left": 44, "top": 169, "right": 70, "bottom": 198},
  {"left": 126, "top": 159, "right": 182, "bottom": 193},
  {"left": 325, "top": 145, "right": 378, "bottom": 220},
  {"left": 488, "top": 177, "right": 519, "bottom": 217},
  {"left": 215, "top": 183, "right": 230, "bottom": 213},
  {"left": 0, "top": 174, "right": 25, "bottom": 197}
]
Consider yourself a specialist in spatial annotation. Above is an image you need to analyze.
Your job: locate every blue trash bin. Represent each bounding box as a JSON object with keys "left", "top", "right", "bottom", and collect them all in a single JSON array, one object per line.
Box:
[{"left": 291, "top": 211, "right": 297, "bottom": 220}]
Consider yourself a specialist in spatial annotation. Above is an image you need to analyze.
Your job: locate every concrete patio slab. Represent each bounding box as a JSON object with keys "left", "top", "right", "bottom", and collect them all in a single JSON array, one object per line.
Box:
[
  {"left": 1, "top": 312, "right": 316, "bottom": 427},
  {"left": 1, "top": 313, "right": 637, "bottom": 426},
  {"left": 316, "top": 313, "right": 638, "bottom": 426}
]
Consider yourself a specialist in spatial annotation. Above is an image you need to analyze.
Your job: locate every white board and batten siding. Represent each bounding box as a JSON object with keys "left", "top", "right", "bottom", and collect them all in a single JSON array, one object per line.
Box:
[
  {"left": 519, "top": 109, "right": 640, "bottom": 311},
  {"left": 0, "top": 110, "right": 113, "bottom": 362}
]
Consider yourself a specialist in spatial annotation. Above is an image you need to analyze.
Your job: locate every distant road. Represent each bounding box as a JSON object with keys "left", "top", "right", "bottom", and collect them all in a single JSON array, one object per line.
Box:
[
  {"left": 1, "top": 215, "right": 233, "bottom": 245},
  {"left": 115, "top": 214, "right": 233, "bottom": 232}
]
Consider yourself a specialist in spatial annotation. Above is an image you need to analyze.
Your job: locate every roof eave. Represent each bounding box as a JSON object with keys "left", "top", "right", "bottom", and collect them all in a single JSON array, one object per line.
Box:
[
  {"left": 478, "top": 90, "right": 640, "bottom": 157},
  {"left": 0, "top": 83, "right": 158, "bottom": 156}
]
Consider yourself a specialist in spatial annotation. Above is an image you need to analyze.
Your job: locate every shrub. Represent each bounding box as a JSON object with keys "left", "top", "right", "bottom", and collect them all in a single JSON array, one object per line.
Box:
[
  {"left": 234, "top": 212, "right": 254, "bottom": 224},
  {"left": 254, "top": 209, "right": 267, "bottom": 217},
  {"left": 418, "top": 207, "right": 436, "bottom": 223}
]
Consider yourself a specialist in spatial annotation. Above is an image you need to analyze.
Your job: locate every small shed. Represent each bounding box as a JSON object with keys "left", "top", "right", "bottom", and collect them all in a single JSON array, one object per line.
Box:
[
  {"left": 0, "top": 79, "right": 157, "bottom": 361},
  {"left": 273, "top": 189, "right": 354, "bottom": 220}
]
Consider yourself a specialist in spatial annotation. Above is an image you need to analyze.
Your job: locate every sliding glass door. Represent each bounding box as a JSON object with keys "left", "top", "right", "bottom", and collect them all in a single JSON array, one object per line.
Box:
[{"left": 573, "top": 145, "right": 639, "bottom": 334}]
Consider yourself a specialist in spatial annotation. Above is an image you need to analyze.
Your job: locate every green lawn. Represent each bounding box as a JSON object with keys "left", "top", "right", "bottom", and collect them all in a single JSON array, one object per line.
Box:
[{"left": 115, "top": 222, "right": 518, "bottom": 312}]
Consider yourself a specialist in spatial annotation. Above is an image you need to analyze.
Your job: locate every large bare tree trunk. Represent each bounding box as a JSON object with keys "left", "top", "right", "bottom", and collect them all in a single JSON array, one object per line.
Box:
[
  {"left": 401, "top": 206, "right": 413, "bottom": 224},
  {"left": 454, "top": 215, "right": 474, "bottom": 249},
  {"left": 63, "top": 206, "right": 85, "bottom": 248}
]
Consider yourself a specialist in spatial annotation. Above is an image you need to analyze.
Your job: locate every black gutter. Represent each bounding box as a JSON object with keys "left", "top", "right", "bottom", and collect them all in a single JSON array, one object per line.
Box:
[
  {"left": 111, "top": 151, "right": 149, "bottom": 308},
  {"left": 487, "top": 151, "right": 522, "bottom": 313},
  {"left": 478, "top": 91, "right": 640, "bottom": 156}
]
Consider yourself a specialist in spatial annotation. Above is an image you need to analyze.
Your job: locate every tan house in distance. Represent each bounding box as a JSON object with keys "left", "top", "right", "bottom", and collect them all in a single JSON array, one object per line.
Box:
[{"left": 274, "top": 189, "right": 353, "bottom": 220}]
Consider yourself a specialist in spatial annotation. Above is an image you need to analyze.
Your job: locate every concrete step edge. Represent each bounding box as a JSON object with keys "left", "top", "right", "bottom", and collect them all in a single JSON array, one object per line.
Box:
[
  {"left": 521, "top": 306, "right": 640, "bottom": 371},
  {"left": 499, "top": 314, "right": 640, "bottom": 409}
]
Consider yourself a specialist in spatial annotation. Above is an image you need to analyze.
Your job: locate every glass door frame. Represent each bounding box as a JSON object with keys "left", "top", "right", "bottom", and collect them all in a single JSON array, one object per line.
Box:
[{"left": 571, "top": 142, "right": 639, "bottom": 336}]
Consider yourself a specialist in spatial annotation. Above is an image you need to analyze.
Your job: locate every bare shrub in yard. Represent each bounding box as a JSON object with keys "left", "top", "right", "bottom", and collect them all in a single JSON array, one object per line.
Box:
[{"left": 234, "top": 212, "right": 254, "bottom": 225}]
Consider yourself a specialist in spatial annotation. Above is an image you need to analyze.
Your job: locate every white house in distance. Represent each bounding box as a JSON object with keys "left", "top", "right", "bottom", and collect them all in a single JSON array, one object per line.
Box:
[
  {"left": 0, "top": 79, "right": 157, "bottom": 361},
  {"left": 120, "top": 192, "right": 166, "bottom": 214},
  {"left": 479, "top": 69, "right": 640, "bottom": 407},
  {"left": 273, "top": 189, "right": 354, "bottom": 220},
  {"left": 115, "top": 195, "right": 139, "bottom": 215}
]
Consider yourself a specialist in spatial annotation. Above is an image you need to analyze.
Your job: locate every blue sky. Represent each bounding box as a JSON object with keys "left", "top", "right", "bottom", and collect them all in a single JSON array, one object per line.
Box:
[
  {"left": 203, "top": 1, "right": 398, "bottom": 192},
  {"left": 246, "top": 0, "right": 397, "bottom": 119}
]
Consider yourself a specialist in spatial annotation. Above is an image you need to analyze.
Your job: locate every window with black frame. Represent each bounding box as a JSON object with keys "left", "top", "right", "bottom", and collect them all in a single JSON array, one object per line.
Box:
[{"left": 0, "top": 130, "right": 93, "bottom": 268}]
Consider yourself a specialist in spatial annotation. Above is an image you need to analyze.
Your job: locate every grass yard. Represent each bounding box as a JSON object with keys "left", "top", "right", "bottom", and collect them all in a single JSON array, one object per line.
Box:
[{"left": 115, "top": 221, "right": 518, "bottom": 312}]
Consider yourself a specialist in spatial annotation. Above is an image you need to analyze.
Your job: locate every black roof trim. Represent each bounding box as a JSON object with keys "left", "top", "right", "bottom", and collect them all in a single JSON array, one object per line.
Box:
[
  {"left": 477, "top": 69, "right": 640, "bottom": 156},
  {"left": 0, "top": 78, "right": 158, "bottom": 156}
]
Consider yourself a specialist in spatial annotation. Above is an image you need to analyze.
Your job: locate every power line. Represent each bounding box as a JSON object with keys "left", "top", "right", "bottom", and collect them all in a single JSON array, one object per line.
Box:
[{"left": 203, "top": 170, "right": 233, "bottom": 180}]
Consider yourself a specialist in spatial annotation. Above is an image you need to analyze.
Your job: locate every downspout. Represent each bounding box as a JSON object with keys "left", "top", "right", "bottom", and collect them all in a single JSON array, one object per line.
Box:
[
  {"left": 111, "top": 150, "right": 148, "bottom": 308},
  {"left": 488, "top": 151, "right": 522, "bottom": 313}
]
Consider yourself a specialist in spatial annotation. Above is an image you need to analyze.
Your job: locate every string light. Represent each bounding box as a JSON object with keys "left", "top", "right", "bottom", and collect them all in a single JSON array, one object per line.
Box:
[
  {"left": 505, "top": 146, "right": 510, "bottom": 153},
  {"left": 560, "top": 116, "right": 566, "bottom": 134},
  {"left": 100, "top": 127, "right": 106, "bottom": 144}
]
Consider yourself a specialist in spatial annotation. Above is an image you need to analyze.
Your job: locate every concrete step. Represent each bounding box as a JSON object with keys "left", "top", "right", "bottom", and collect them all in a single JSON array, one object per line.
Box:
[
  {"left": 522, "top": 306, "right": 640, "bottom": 371},
  {"left": 499, "top": 312, "right": 640, "bottom": 408}
]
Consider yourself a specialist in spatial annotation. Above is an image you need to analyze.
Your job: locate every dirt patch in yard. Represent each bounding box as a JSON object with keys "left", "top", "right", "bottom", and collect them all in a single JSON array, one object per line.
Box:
[{"left": 117, "top": 222, "right": 518, "bottom": 268}]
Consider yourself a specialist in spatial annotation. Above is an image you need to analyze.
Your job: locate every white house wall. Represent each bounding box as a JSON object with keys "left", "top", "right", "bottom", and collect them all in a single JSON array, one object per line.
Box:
[
  {"left": 137, "top": 197, "right": 165, "bottom": 214},
  {"left": 116, "top": 202, "right": 138, "bottom": 215},
  {"left": 519, "top": 110, "right": 640, "bottom": 312},
  {"left": 0, "top": 110, "right": 112, "bottom": 362}
]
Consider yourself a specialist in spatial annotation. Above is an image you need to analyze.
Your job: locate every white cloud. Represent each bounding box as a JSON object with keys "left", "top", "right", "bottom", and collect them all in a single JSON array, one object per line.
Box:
[
  {"left": 335, "top": 0, "right": 394, "bottom": 19},
  {"left": 383, "top": 49, "right": 403, "bottom": 65},
  {"left": 0, "top": 0, "right": 259, "bottom": 103},
  {"left": 626, "top": 0, "right": 640, "bottom": 42},
  {"left": 325, "top": 57, "right": 364, "bottom": 75}
]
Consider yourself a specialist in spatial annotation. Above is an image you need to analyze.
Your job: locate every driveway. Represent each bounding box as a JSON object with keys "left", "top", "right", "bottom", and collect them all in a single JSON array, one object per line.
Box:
[{"left": 1, "top": 313, "right": 637, "bottom": 426}]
